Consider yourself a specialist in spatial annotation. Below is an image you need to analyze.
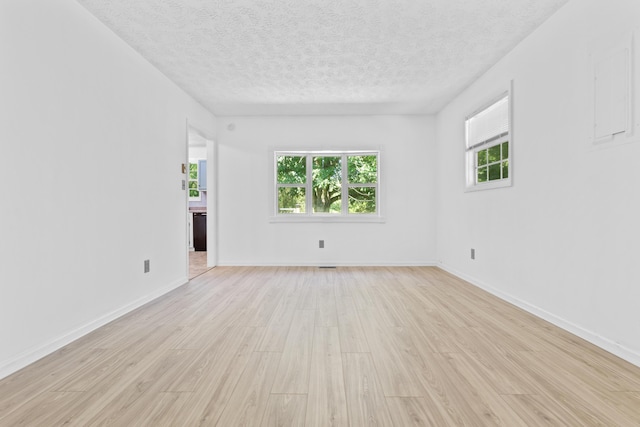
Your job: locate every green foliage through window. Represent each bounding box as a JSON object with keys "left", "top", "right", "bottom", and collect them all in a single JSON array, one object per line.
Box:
[
  {"left": 348, "top": 155, "right": 377, "bottom": 183},
  {"left": 349, "top": 187, "right": 376, "bottom": 213},
  {"left": 275, "top": 152, "right": 378, "bottom": 216},
  {"left": 312, "top": 156, "right": 341, "bottom": 213},
  {"left": 476, "top": 141, "right": 508, "bottom": 184},
  {"left": 189, "top": 162, "right": 200, "bottom": 199},
  {"left": 277, "top": 156, "right": 306, "bottom": 184},
  {"left": 278, "top": 187, "right": 306, "bottom": 213}
]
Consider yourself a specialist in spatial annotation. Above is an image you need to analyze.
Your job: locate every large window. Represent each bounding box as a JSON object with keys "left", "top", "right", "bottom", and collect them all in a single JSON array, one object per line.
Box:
[
  {"left": 465, "top": 91, "right": 512, "bottom": 191},
  {"left": 274, "top": 151, "right": 379, "bottom": 218}
]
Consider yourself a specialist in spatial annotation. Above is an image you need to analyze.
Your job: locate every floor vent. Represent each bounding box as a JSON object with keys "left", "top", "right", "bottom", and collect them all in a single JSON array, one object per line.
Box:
[{"left": 319, "top": 266, "right": 337, "bottom": 269}]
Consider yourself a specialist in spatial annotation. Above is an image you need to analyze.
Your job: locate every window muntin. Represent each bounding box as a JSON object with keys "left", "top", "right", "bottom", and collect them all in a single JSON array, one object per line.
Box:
[
  {"left": 465, "top": 92, "right": 511, "bottom": 190},
  {"left": 275, "top": 151, "right": 379, "bottom": 217}
]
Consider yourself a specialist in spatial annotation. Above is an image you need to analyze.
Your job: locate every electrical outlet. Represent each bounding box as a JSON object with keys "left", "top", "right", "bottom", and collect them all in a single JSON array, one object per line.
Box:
[
  {"left": 470, "top": 248, "right": 475, "bottom": 260},
  {"left": 319, "top": 240, "right": 324, "bottom": 249},
  {"left": 144, "top": 259, "right": 150, "bottom": 273}
]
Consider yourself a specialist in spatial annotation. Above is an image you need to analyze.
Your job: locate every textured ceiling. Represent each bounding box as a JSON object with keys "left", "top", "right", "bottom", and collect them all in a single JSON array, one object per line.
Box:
[{"left": 76, "top": 0, "right": 568, "bottom": 116}]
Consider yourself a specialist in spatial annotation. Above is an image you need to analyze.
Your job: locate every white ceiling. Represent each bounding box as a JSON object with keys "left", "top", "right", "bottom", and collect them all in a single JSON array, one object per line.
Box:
[{"left": 76, "top": 0, "right": 568, "bottom": 116}]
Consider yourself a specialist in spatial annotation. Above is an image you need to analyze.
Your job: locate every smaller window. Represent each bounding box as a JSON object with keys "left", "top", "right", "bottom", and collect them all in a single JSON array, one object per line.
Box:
[
  {"left": 465, "top": 91, "right": 512, "bottom": 191},
  {"left": 188, "top": 162, "right": 201, "bottom": 200}
]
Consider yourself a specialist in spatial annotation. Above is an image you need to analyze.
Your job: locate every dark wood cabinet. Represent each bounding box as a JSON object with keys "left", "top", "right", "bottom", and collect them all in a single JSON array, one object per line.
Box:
[{"left": 193, "top": 212, "right": 207, "bottom": 251}]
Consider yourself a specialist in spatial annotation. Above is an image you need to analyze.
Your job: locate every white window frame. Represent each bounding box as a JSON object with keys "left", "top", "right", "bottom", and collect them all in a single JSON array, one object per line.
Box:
[
  {"left": 271, "top": 150, "right": 383, "bottom": 223},
  {"left": 465, "top": 85, "right": 513, "bottom": 192}
]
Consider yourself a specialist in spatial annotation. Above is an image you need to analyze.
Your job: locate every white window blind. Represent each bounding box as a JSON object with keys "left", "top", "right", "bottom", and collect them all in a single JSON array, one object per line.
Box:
[{"left": 466, "top": 95, "right": 509, "bottom": 148}]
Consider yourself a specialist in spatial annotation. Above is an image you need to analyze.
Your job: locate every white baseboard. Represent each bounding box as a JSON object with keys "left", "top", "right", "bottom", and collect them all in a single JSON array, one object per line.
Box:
[
  {"left": 217, "top": 261, "right": 438, "bottom": 267},
  {"left": 0, "top": 276, "right": 188, "bottom": 381},
  {"left": 438, "top": 263, "right": 640, "bottom": 368}
]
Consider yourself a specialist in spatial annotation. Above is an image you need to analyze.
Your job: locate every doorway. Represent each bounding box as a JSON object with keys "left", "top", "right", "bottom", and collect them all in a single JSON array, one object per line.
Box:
[{"left": 187, "top": 127, "right": 216, "bottom": 279}]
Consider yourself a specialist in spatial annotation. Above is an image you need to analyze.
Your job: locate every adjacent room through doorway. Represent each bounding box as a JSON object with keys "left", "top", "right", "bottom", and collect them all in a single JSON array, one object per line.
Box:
[{"left": 187, "top": 130, "right": 214, "bottom": 279}]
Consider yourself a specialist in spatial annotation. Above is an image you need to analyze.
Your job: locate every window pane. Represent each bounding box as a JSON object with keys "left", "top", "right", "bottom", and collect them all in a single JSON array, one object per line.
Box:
[
  {"left": 189, "top": 190, "right": 199, "bottom": 197},
  {"left": 477, "top": 167, "right": 488, "bottom": 183},
  {"left": 488, "top": 145, "right": 501, "bottom": 163},
  {"left": 488, "top": 163, "right": 501, "bottom": 180},
  {"left": 278, "top": 187, "right": 306, "bottom": 213},
  {"left": 501, "top": 141, "right": 509, "bottom": 159},
  {"left": 312, "top": 156, "right": 341, "bottom": 213},
  {"left": 348, "top": 187, "right": 376, "bottom": 214},
  {"left": 502, "top": 161, "right": 509, "bottom": 178},
  {"left": 188, "top": 181, "right": 198, "bottom": 189},
  {"left": 189, "top": 163, "right": 198, "bottom": 180},
  {"left": 477, "top": 149, "right": 487, "bottom": 166},
  {"left": 347, "top": 155, "right": 377, "bottom": 184},
  {"left": 277, "top": 156, "right": 306, "bottom": 184}
]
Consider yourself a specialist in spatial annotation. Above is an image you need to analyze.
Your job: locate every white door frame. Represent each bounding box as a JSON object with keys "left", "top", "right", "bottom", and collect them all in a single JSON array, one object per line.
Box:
[{"left": 186, "top": 122, "right": 217, "bottom": 273}]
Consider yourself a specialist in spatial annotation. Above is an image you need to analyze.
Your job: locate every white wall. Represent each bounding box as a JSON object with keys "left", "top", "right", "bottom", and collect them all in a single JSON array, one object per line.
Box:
[
  {"left": 0, "top": 0, "right": 216, "bottom": 378},
  {"left": 4, "top": 0, "right": 636, "bottom": 381},
  {"left": 188, "top": 146, "right": 207, "bottom": 160},
  {"left": 436, "top": 0, "right": 640, "bottom": 365},
  {"left": 217, "top": 116, "right": 436, "bottom": 266}
]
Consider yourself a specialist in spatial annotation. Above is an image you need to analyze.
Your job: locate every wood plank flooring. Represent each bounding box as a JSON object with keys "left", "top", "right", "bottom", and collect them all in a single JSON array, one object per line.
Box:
[
  {"left": 1, "top": 266, "right": 640, "bottom": 426},
  {"left": 189, "top": 251, "right": 212, "bottom": 279}
]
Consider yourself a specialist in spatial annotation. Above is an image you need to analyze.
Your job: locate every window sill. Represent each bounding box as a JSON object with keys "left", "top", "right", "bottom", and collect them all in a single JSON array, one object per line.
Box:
[
  {"left": 465, "top": 178, "right": 512, "bottom": 192},
  {"left": 269, "top": 215, "right": 386, "bottom": 224}
]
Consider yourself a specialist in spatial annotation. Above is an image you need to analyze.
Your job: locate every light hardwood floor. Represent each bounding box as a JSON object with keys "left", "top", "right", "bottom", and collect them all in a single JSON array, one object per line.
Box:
[
  {"left": 189, "top": 251, "right": 212, "bottom": 279},
  {"left": 2, "top": 266, "right": 640, "bottom": 426}
]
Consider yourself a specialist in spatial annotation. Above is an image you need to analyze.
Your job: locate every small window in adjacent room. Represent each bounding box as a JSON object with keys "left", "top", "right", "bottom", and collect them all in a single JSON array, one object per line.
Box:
[
  {"left": 188, "top": 162, "right": 201, "bottom": 200},
  {"left": 273, "top": 150, "right": 380, "bottom": 221},
  {"left": 465, "top": 91, "right": 512, "bottom": 191}
]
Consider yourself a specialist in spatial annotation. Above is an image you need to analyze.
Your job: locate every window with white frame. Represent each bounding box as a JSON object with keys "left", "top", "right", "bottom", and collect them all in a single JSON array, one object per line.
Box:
[
  {"left": 465, "top": 92, "right": 512, "bottom": 190},
  {"left": 188, "top": 162, "right": 201, "bottom": 200},
  {"left": 274, "top": 151, "right": 379, "bottom": 218}
]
